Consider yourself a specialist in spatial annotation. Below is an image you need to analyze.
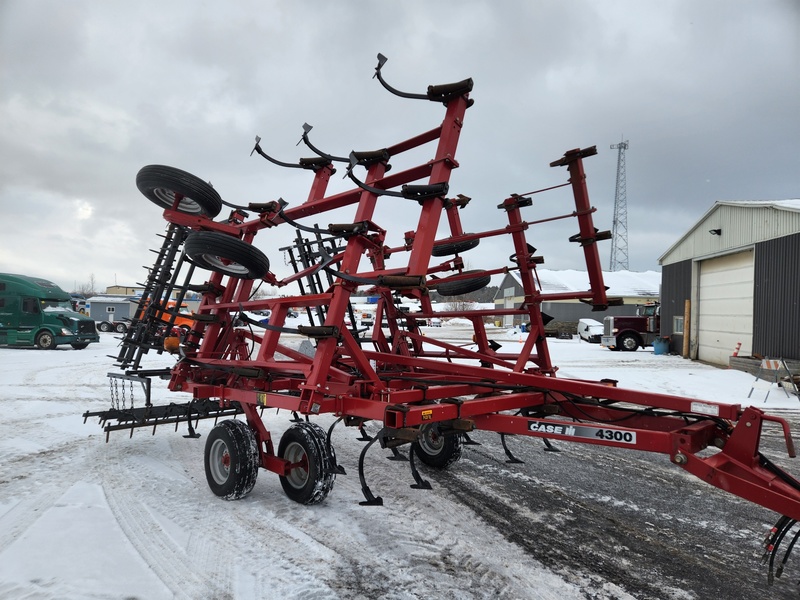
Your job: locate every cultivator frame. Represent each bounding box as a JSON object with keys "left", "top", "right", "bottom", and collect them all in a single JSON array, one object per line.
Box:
[{"left": 85, "top": 54, "right": 800, "bottom": 583}]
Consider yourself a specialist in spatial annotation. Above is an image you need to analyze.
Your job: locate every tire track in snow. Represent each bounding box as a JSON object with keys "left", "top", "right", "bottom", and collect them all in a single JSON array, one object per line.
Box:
[
  {"left": 255, "top": 419, "right": 580, "bottom": 600},
  {"left": 97, "top": 440, "right": 234, "bottom": 599},
  {"left": 0, "top": 486, "right": 69, "bottom": 556},
  {"left": 97, "top": 433, "right": 341, "bottom": 599},
  {"left": 437, "top": 432, "right": 796, "bottom": 599},
  {"left": 0, "top": 435, "right": 95, "bottom": 557}
]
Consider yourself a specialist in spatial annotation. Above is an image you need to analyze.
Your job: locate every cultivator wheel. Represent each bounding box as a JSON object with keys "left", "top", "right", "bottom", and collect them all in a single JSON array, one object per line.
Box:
[
  {"left": 204, "top": 420, "right": 260, "bottom": 500},
  {"left": 431, "top": 235, "right": 480, "bottom": 257},
  {"left": 184, "top": 231, "right": 270, "bottom": 279},
  {"left": 136, "top": 164, "right": 223, "bottom": 217},
  {"left": 278, "top": 422, "right": 336, "bottom": 505},
  {"left": 412, "top": 424, "right": 463, "bottom": 469},
  {"left": 433, "top": 269, "right": 491, "bottom": 297}
]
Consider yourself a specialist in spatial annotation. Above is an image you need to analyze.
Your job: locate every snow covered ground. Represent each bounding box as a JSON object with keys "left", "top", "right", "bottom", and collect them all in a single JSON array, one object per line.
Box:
[{"left": 0, "top": 331, "right": 797, "bottom": 599}]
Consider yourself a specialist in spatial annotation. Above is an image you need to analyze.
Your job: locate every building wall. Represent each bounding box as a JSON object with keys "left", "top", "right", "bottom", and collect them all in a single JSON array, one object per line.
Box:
[
  {"left": 106, "top": 286, "right": 144, "bottom": 296},
  {"left": 753, "top": 232, "right": 800, "bottom": 360},
  {"left": 660, "top": 259, "right": 692, "bottom": 353},
  {"left": 659, "top": 203, "right": 800, "bottom": 366}
]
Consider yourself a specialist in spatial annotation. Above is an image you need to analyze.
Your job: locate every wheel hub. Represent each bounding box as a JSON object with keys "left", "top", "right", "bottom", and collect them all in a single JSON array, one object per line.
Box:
[
  {"left": 209, "top": 439, "right": 231, "bottom": 484},
  {"left": 283, "top": 442, "right": 310, "bottom": 489}
]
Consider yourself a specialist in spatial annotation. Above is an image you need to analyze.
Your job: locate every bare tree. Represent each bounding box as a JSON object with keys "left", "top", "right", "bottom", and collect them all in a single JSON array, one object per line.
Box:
[
  {"left": 445, "top": 300, "right": 477, "bottom": 313},
  {"left": 250, "top": 284, "right": 279, "bottom": 300},
  {"left": 74, "top": 273, "right": 98, "bottom": 298}
]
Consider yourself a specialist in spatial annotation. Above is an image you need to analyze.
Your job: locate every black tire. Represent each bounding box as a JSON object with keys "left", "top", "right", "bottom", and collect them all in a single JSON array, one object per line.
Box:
[
  {"left": 35, "top": 330, "right": 56, "bottom": 350},
  {"left": 184, "top": 231, "right": 270, "bottom": 279},
  {"left": 434, "top": 269, "right": 491, "bottom": 297},
  {"left": 431, "top": 235, "right": 480, "bottom": 257},
  {"left": 278, "top": 422, "right": 336, "bottom": 505},
  {"left": 136, "top": 164, "right": 223, "bottom": 217},
  {"left": 412, "top": 423, "right": 463, "bottom": 469},
  {"left": 618, "top": 332, "right": 639, "bottom": 352},
  {"left": 204, "top": 420, "right": 260, "bottom": 500},
  {"left": 71, "top": 342, "right": 90, "bottom": 350},
  {"left": 115, "top": 322, "right": 128, "bottom": 334},
  {"left": 98, "top": 321, "right": 112, "bottom": 332}
]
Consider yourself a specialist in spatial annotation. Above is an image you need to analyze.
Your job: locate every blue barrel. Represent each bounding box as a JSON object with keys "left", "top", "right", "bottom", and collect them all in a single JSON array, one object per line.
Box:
[{"left": 653, "top": 337, "right": 669, "bottom": 355}]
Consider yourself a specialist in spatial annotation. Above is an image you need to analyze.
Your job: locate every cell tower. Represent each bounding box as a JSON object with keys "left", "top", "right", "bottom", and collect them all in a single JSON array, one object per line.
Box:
[{"left": 609, "top": 139, "right": 629, "bottom": 271}]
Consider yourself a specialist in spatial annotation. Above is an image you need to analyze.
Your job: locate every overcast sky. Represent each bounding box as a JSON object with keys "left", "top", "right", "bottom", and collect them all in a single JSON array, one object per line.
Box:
[{"left": 1, "top": 0, "right": 797, "bottom": 294}]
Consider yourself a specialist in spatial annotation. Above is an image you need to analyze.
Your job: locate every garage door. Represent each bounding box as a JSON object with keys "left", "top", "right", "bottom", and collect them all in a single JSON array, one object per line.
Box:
[{"left": 697, "top": 250, "right": 754, "bottom": 365}]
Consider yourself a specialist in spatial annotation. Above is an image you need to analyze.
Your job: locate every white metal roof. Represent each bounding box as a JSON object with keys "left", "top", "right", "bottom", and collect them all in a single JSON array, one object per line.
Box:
[
  {"left": 86, "top": 295, "right": 137, "bottom": 304},
  {"left": 509, "top": 270, "right": 660, "bottom": 298},
  {"left": 659, "top": 199, "right": 800, "bottom": 265}
]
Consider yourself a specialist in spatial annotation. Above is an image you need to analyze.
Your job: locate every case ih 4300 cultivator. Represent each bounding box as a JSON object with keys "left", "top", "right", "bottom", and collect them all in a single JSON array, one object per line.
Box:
[{"left": 85, "top": 55, "right": 800, "bottom": 583}]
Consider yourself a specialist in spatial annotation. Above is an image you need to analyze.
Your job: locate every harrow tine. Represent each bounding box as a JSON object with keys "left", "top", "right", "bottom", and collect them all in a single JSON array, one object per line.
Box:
[
  {"left": 500, "top": 433, "right": 524, "bottom": 464},
  {"left": 387, "top": 446, "right": 408, "bottom": 462},
  {"left": 182, "top": 401, "right": 201, "bottom": 439},
  {"left": 543, "top": 438, "right": 561, "bottom": 452},
  {"left": 357, "top": 423, "right": 373, "bottom": 442},
  {"left": 325, "top": 418, "right": 347, "bottom": 475},
  {"left": 357, "top": 430, "right": 384, "bottom": 506},
  {"left": 461, "top": 432, "right": 481, "bottom": 446},
  {"left": 408, "top": 447, "right": 432, "bottom": 490},
  {"left": 183, "top": 416, "right": 200, "bottom": 439}
]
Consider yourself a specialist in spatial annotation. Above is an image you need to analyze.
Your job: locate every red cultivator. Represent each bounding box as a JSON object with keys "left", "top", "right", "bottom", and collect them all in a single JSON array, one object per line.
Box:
[{"left": 85, "top": 54, "right": 800, "bottom": 583}]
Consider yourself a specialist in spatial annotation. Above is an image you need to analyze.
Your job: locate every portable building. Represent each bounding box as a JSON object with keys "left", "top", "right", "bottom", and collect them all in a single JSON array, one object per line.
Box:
[{"left": 86, "top": 295, "right": 138, "bottom": 323}]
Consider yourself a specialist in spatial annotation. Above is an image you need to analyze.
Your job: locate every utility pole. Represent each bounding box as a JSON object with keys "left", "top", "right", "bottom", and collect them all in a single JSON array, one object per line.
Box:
[{"left": 609, "top": 139, "right": 629, "bottom": 271}]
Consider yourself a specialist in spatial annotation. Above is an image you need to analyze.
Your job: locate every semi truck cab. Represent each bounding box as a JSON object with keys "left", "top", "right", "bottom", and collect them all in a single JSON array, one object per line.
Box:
[
  {"left": 0, "top": 273, "right": 100, "bottom": 349},
  {"left": 601, "top": 302, "right": 660, "bottom": 352}
]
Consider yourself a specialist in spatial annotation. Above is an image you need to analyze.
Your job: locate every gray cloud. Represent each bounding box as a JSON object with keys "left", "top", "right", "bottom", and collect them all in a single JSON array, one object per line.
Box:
[{"left": 1, "top": 0, "right": 797, "bottom": 292}]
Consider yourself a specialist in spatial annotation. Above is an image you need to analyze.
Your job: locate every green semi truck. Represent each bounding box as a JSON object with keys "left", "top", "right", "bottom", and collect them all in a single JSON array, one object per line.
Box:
[{"left": 0, "top": 273, "right": 100, "bottom": 349}]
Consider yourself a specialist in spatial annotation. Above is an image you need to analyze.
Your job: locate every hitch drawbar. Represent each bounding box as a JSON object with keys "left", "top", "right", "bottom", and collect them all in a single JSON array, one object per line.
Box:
[{"left": 85, "top": 53, "right": 800, "bottom": 585}]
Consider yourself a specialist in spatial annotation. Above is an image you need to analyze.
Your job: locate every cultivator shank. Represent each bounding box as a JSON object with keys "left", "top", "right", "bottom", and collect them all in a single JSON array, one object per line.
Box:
[{"left": 84, "top": 54, "right": 800, "bottom": 585}]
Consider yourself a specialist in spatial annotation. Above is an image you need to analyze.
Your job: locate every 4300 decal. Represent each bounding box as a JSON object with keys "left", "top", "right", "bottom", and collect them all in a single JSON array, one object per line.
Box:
[{"left": 527, "top": 420, "right": 637, "bottom": 445}]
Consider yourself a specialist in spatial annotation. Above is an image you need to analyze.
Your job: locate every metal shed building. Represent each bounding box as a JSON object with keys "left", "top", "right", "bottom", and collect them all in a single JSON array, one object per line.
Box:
[
  {"left": 494, "top": 270, "right": 660, "bottom": 327},
  {"left": 659, "top": 200, "right": 800, "bottom": 366}
]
